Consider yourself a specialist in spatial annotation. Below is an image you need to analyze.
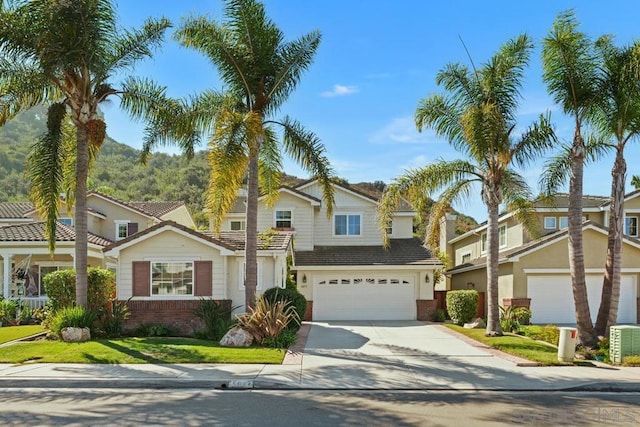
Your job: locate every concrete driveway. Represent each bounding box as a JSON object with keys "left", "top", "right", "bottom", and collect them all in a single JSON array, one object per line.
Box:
[{"left": 292, "top": 321, "right": 640, "bottom": 390}]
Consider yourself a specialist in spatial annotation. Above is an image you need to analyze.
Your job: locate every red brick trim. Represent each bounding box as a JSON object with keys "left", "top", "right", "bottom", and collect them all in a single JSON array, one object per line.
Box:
[
  {"left": 416, "top": 299, "right": 437, "bottom": 321},
  {"left": 502, "top": 298, "right": 531, "bottom": 309},
  {"left": 304, "top": 301, "right": 313, "bottom": 321}
]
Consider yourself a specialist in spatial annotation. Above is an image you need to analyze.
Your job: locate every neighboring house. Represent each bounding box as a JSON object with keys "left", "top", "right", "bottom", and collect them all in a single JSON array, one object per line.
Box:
[
  {"left": 441, "top": 192, "right": 640, "bottom": 324},
  {"left": 219, "top": 180, "right": 443, "bottom": 321}
]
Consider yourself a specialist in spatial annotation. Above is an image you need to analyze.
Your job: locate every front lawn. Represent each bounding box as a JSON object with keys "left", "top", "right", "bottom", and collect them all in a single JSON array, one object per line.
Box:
[
  {"left": 0, "top": 325, "right": 46, "bottom": 345},
  {"left": 0, "top": 337, "right": 285, "bottom": 364},
  {"left": 445, "top": 324, "right": 571, "bottom": 366}
]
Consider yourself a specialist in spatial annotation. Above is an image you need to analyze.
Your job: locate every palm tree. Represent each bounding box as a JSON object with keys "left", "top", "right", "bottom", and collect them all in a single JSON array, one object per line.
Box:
[
  {"left": 141, "top": 0, "right": 335, "bottom": 310},
  {"left": 378, "top": 34, "right": 555, "bottom": 336},
  {"left": 541, "top": 10, "right": 601, "bottom": 347},
  {"left": 591, "top": 38, "right": 640, "bottom": 336},
  {"left": 0, "top": 0, "right": 170, "bottom": 307},
  {"left": 631, "top": 175, "right": 640, "bottom": 189}
]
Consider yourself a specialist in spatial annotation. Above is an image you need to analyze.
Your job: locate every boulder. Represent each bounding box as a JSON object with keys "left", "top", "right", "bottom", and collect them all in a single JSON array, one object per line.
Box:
[
  {"left": 463, "top": 317, "right": 486, "bottom": 329},
  {"left": 61, "top": 327, "right": 91, "bottom": 342},
  {"left": 220, "top": 327, "right": 254, "bottom": 347}
]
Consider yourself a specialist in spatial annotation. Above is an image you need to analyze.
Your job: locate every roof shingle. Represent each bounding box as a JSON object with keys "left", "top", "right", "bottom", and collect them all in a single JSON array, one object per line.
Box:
[{"left": 0, "top": 221, "right": 113, "bottom": 247}]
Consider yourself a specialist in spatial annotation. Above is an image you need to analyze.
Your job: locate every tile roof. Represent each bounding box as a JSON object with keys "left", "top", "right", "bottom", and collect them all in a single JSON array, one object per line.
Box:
[
  {"left": 0, "top": 202, "right": 34, "bottom": 218},
  {"left": 533, "top": 193, "right": 609, "bottom": 209},
  {"left": 129, "top": 201, "right": 185, "bottom": 217},
  {"left": 211, "top": 230, "right": 294, "bottom": 251},
  {"left": 294, "top": 238, "right": 440, "bottom": 266},
  {"left": 0, "top": 221, "right": 113, "bottom": 247}
]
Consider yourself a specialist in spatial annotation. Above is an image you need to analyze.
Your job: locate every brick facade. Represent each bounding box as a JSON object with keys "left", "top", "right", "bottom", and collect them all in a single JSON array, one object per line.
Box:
[
  {"left": 304, "top": 301, "right": 313, "bottom": 321},
  {"left": 123, "top": 299, "right": 232, "bottom": 336},
  {"left": 416, "top": 299, "right": 437, "bottom": 321},
  {"left": 501, "top": 298, "right": 531, "bottom": 309}
]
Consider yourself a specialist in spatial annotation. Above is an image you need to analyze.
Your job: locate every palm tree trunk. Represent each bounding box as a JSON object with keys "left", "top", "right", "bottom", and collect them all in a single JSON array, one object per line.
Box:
[
  {"left": 484, "top": 188, "right": 502, "bottom": 336},
  {"left": 75, "top": 123, "right": 89, "bottom": 308},
  {"left": 244, "top": 142, "right": 260, "bottom": 311},
  {"left": 568, "top": 131, "right": 596, "bottom": 346},
  {"left": 595, "top": 147, "right": 626, "bottom": 336}
]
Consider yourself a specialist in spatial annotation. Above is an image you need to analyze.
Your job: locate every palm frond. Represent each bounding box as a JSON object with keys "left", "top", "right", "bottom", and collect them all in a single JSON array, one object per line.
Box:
[
  {"left": 258, "top": 126, "right": 282, "bottom": 206},
  {"left": 502, "top": 169, "right": 540, "bottom": 239},
  {"left": 510, "top": 111, "right": 557, "bottom": 167},
  {"left": 539, "top": 145, "right": 572, "bottom": 196}
]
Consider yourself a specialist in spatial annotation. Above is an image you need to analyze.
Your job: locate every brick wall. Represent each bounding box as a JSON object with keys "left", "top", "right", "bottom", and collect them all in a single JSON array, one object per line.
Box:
[
  {"left": 122, "top": 299, "right": 232, "bottom": 336},
  {"left": 416, "top": 299, "right": 437, "bottom": 321},
  {"left": 502, "top": 298, "right": 531, "bottom": 309},
  {"left": 304, "top": 301, "right": 313, "bottom": 321}
]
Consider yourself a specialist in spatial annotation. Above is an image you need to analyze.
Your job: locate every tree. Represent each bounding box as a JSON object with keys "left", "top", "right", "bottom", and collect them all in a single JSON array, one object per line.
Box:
[
  {"left": 591, "top": 38, "right": 640, "bottom": 336},
  {"left": 141, "top": 0, "right": 335, "bottom": 310},
  {"left": 378, "top": 34, "right": 555, "bottom": 336},
  {"left": 631, "top": 175, "right": 640, "bottom": 189},
  {"left": 0, "top": 0, "right": 170, "bottom": 307},
  {"left": 541, "top": 10, "right": 603, "bottom": 347}
]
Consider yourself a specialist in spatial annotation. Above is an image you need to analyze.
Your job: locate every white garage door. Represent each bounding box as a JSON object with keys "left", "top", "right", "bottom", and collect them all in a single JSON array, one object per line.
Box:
[
  {"left": 527, "top": 274, "right": 637, "bottom": 324},
  {"left": 313, "top": 274, "right": 416, "bottom": 320}
]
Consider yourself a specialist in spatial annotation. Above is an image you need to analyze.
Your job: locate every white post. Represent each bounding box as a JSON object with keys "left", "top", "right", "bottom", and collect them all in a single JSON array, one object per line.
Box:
[{"left": 2, "top": 254, "right": 12, "bottom": 298}]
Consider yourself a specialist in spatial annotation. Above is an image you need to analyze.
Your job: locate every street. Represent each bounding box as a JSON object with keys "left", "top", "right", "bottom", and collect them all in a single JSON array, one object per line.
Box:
[{"left": 0, "top": 388, "right": 638, "bottom": 426}]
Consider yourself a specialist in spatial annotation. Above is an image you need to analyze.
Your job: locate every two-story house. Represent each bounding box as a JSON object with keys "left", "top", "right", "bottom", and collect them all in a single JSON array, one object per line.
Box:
[
  {"left": 217, "top": 180, "right": 443, "bottom": 321},
  {"left": 440, "top": 191, "right": 640, "bottom": 325}
]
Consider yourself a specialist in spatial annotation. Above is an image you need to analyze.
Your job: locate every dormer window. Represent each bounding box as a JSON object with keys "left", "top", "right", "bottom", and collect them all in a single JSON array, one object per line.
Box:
[
  {"left": 481, "top": 225, "right": 507, "bottom": 252},
  {"left": 230, "top": 220, "right": 245, "bottom": 231},
  {"left": 115, "top": 220, "right": 138, "bottom": 241},
  {"left": 544, "top": 217, "right": 557, "bottom": 229},
  {"left": 58, "top": 217, "right": 73, "bottom": 226},
  {"left": 625, "top": 216, "right": 638, "bottom": 237}
]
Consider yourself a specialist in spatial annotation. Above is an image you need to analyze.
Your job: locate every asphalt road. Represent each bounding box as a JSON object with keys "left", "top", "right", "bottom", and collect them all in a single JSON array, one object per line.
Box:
[{"left": 0, "top": 389, "right": 638, "bottom": 426}]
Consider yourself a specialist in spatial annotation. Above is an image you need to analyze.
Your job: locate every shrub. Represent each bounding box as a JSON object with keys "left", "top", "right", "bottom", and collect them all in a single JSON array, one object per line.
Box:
[
  {"left": 19, "top": 304, "right": 32, "bottom": 324},
  {"left": 236, "top": 296, "right": 299, "bottom": 345},
  {"left": 622, "top": 355, "right": 640, "bottom": 367},
  {"left": 44, "top": 268, "right": 115, "bottom": 315},
  {"left": 32, "top": 303, "right": 54, "bottom": 326},
  {"left": 446, "top": 290, "right": 478, "bottom": 325},
  {"left": 522, "top": 324, "right": 560, "bottom": 346},
  {"left": 194, "top": 299, "right": 237, "bottom": 340},
  {"left": 263, "top": 329, "right": 297, "bottom": 349},
  {"left": 102, "top": 300, "right": 130, "bottom": 338},
  {"left": 134, "top": 323, "right": 175, "bottom": 337},
  {"left": 499, "top": 305, "right": 531, "bottom": 333},
  {"left": 433, "top": 308, "right": 447, "bottom": 322},
  {"left": 50, "top": 306, "right": 96, "bottom": 336},
  {"left": 0, "top": 298, "right": 18, "bottom": 325},
  {"left": 262, "top": 287, "right": 307, "bottom": 329}
]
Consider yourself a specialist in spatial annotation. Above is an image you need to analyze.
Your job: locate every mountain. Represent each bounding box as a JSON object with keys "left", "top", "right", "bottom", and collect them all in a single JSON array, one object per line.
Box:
[{"left": 0, "top": 107, "right": 478, "bottom": 233}]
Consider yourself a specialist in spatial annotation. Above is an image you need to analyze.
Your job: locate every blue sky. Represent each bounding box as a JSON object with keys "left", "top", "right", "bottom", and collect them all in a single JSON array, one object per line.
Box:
[{"left": 103, "top": 0, "right": 640, "bottom": 222}]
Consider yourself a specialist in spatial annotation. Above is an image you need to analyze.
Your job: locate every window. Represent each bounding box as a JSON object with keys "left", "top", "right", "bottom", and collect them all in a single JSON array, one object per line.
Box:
[
  {"left": 481, "top": 225, "right": 507, "bottom": 252},
  {"left": 335, "top": 214, "right": 361, "bottom": 236},
  {"left": 238, "top": 261, "right": 263, "bottom": 290},
  {"left": 151, "top": 262, "right": 193, "bottom": 296},
  {"left": 58, "top": 217, "right": 73, "bottom": 226},
  {"left": 461, "top": 252, "right": 471, "bottom": 264},
  {"left": 230, "top": 220, "right": 245, "bottom": 231},
  {"left": 275, "top": 210, "right": 292, "bottom": 228},
  {"left": 559, "top": 216, "right": 569, "bottom": 229},
  {"left": 115, "top": 221, "right": 138, "bottom": 241},
  {"left": 385, "top": 220, "right": 393, "bottom": 235},
  {"left": 544, "top": 216, "right": 557, "bottom": 229},
  {"left": 625, "top": 216, "right": 638, "bottom": 237}
]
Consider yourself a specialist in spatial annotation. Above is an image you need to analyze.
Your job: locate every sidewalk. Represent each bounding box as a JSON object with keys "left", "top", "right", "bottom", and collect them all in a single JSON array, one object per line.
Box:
[{"left": 0, "top": 322, "right": 639, "bottom": 391}]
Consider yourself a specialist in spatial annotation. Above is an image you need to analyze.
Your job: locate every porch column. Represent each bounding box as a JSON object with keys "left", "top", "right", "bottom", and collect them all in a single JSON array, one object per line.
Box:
[{"left": 2, "top": 253, "right": 12, "bottom": 298}]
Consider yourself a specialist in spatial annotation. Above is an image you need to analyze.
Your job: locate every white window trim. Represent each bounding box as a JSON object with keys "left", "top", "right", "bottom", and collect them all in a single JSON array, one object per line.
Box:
[
  {"left": 115, "top": 220, "right": 130, "bottom": 241},
  {"left": 150, "top": 260, "right": 195, "bottom": 297},
  {"left": 238, "top": 260, "right": 263, "bottom": 290},
  {"left": 559, "top": 216, "right": 569, "bottom": 229},
  {"left": 333, "top": 213, "right": 362, "bottom": 237},
  {"left": 625, "top": 215, "right": 639, "bottom": 237},
  {"left": 385, "top": 219, "right": 393, "bottom": 236},
  {"left": 481, "top": 225, "right": 507, "bottom": 253},
  {"left": 274, "top": 208, "right": 294, "bottom": 229},
  {"left": 460, "top": 251, "right": 472, "bottom": 264},
  {"left": 543, "top": 216, "right": 557, "bottom": 230},
  {"left": 230, "top": 220, "right": 246, "bottom": 231}
]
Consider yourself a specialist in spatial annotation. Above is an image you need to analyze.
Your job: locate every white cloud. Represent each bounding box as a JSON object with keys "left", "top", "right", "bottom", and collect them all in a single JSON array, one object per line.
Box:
[
  {"left": 369, "top": 116, "right": 440, "bottom": 144},
  {"left": 321, "top": 84, "right": 358, "bottom": 98}
]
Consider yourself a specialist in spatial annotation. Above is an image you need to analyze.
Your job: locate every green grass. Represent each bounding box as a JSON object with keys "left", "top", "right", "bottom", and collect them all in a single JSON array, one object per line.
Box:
[
  {"left": 0, "top": 337, "right": 285, "bottom": 364},
  {"left": 445, "top": 324, "right": 572, "bottom": 366},
  {"left": 0, "top": 325, "right": 46, "bottom": 344}
]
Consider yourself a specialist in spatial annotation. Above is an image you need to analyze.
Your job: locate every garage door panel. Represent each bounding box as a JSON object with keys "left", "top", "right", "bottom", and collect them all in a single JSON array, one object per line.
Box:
[
  {"left": 528, "top": 275, "right": 637, "bottom": 324},
  {"left": 314, "top": 275, "right": 416, "bottom": 321}
]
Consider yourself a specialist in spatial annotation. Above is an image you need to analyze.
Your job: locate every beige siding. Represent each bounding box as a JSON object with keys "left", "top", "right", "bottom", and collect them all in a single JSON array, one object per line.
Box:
[
  {"left": 115, "top": 230, "right": 227, "bottom": 300},
  {"left": 391, "top": 216, "right": 414, "bottom": 238},
  {"left": 257, "top": 192, "right": 315, "bottom": 250},
  {"left": 87, "top": 195, "right": 156, "bottom": 240},
  {"left": 227, "top": 255, "right": 284, "bottom": 313},
  {"left": 160, "top": 206, "right": 195, "bottom": 228}
]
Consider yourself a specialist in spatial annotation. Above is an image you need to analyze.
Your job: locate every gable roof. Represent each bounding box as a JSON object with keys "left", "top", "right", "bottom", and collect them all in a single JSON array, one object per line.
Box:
[
  {"left": 87, "top": 191, "right": 185, "bottom": 220},
  {"left": 534, "top": 193, "right": 610, "bottom": 210},
  {"left": 447, "top": 221, "right": 640, "bottom": 274},
  {"left": 600, "top": 188, "right": 640, "bottom": 207},
  {"left": 294, "top": 238, "right": 441, "bottom": 266},
  {"left": 0, "top": 221, "right": 113, "bottom": 247},
  {"left": 103, "top": 220, "right": 293, "bottom": 255}
]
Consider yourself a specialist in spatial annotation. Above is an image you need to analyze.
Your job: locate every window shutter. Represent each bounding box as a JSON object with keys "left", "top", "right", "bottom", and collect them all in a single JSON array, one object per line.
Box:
[
  {"left": 132, "top": 261, "right": 150, "bottom": 297},
  {"left": 127, "top": 222, "right": 139, "bottom": 236},
  {"left": 194, "top": 260, "right": 213, "bottom": 297}
]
